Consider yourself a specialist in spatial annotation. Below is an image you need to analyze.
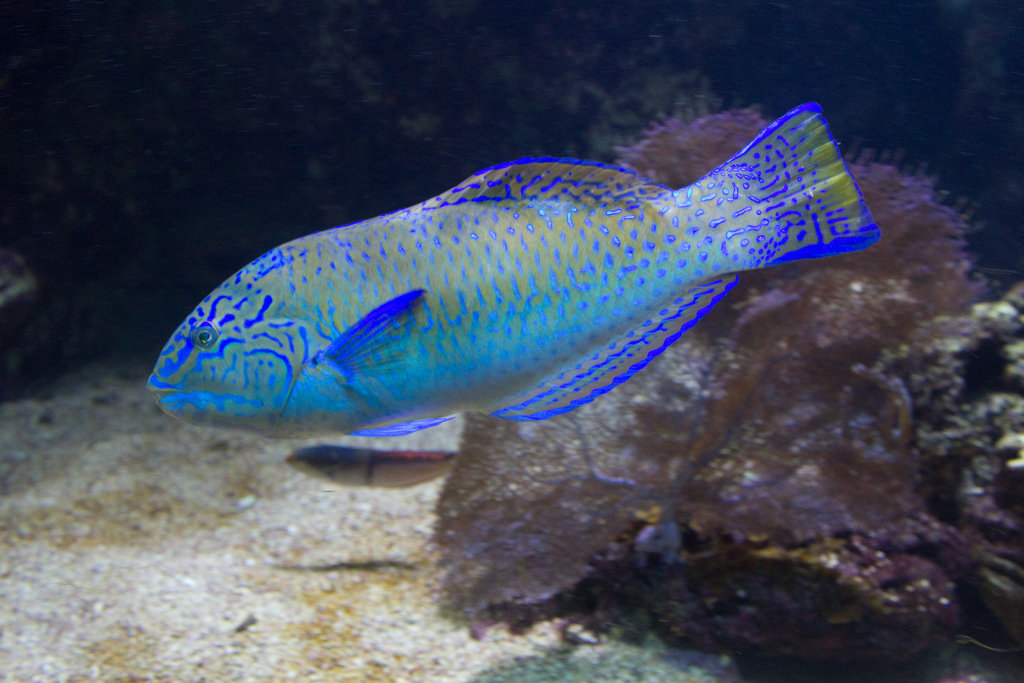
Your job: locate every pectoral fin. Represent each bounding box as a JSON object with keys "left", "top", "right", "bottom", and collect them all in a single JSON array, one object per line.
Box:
[{"left": 311, "top": 289, "right": 424, "bottom": 381}]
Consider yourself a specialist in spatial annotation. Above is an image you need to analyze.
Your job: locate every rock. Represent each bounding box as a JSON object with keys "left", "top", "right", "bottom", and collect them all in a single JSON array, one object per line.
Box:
[{"left": 883, "top": 282, "right": 1024, "bottom": 648}]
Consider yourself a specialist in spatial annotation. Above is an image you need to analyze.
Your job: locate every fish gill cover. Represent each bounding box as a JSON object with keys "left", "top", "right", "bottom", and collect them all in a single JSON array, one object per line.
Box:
[{"left": 434, "top": 108, "right": 983, "bottom": 660}]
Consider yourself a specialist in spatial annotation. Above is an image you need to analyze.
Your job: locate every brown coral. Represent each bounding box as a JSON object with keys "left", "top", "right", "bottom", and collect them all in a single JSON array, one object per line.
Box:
[{"left": 435, "top": 109, "right": 982, "bottom": 659}]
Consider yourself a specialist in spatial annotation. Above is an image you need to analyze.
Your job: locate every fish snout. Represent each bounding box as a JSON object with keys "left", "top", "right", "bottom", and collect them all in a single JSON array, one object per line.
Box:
[
  {"left": 147, "top": 374, "right": 180, "bottom": 401},
  {"left": 147, "top": 374, "right": 190, "bottom": 416},
  {"left": 146, "top": 371, "right": 288, "bottom": 434}
]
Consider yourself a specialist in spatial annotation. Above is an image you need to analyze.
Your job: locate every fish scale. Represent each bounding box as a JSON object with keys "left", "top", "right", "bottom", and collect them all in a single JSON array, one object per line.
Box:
[{"left": 148, "top": 103, "right": 880, "bottom": 437}]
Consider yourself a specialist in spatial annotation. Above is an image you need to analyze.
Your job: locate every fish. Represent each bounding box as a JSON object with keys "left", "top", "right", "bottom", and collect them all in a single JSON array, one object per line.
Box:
[
  {"left": 286, "top": 444, "right": 455, "bottom": 487},
  {"left": 148, "top": 102, "right": 879, "bottom": 438}
]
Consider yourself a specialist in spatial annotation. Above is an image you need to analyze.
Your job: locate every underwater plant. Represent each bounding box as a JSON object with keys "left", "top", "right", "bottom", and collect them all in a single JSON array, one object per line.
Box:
[{"left": 435, "top": 108, "right": 984, "bottom": 659}]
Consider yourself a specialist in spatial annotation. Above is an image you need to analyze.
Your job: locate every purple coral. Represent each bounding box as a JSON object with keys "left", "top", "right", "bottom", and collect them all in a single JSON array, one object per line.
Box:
[{"left": 436, "top": 108, "right": 986, "bottom": 661}]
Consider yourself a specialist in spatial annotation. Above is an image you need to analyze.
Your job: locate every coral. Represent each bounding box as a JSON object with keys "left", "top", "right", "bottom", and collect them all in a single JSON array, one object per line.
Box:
[
  {"left": 591, "top": 532, "right": 962, "bottom": 661},
  {"left": 879, "top": 283, "right": 1024, "bottom": 648},
  {"left": 0, "top": 248, "right": 35, "bottom": 308},
  {"left": 0, "top": 248, "right": 36, "bottom": 337},
  {"left": 436, "top": 109, "right": 982, "bottom": 659}
]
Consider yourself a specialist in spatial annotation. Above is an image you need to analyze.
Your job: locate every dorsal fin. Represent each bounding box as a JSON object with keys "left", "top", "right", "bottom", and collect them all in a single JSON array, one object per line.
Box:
[
  {"left": 420, "top": 157, "right": 672, "bottom": 210},
  {"left": 492, "top": 275, "right": 738, "bottom": 421}
]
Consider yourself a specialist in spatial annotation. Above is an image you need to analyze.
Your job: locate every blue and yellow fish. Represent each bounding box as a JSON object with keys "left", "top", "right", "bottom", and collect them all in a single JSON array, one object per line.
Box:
[{"left": 148, "top": 103, "right": 879, "bottom": 437}]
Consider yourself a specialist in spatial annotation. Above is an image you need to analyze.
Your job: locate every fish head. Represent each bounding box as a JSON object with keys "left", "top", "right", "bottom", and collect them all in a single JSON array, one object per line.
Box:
[{"left": 147, "top": 251, "right": 312, "bottom": 434}]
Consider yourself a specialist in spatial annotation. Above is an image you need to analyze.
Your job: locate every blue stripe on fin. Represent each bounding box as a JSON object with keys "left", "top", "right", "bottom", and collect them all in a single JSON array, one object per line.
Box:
[
  {"left": 420, "top": 158, "right": 671, "bottom": 210},
  {"left": 700, "top": 102, "right": 880, "bottom": 269},
  {"left": 729, "top": 102, "right": 824, "bottom": 160},
  {"left": 472, "top": 156, "right": 640, "bottom": 178},
  {"left": 313, "top": 289, "right": 424, "bottom": 380},
  {"left": 766, "top": 224, "right": 880, "bottom": 265},
  {"left": 492, "top": 275, "right": 738, "bottom": 421},
  {"left": 351, "top": 415, "right": 454, "bottom": 436}
]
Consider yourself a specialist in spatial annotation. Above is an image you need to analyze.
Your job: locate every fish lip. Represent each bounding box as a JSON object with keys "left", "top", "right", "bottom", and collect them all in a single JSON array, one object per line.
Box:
[
  {"left": 146, "top": 375, "right": 190, "bottom": 414},
  {"left": 151, "top": 388, "right": 203, "bottom": 421},
  {"left": 145, "top": 375, "right": 180, "bottom": 399},
  {"left": 156, "top": 396, "right": 174, "bottom": 414},
  {"left": 148, "top": 387, "right": 178, "bottom": 400}
]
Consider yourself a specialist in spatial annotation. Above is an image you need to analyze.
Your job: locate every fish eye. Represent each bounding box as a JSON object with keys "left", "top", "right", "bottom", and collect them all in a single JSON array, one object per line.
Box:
[{"left": 191, "top": 322, "right": 219, "bottom": 349}]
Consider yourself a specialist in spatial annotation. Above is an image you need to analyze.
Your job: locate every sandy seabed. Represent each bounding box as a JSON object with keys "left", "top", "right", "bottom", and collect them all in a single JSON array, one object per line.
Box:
[
  {"left": 0, "top": 365, "right": 736, "bottom": 683},
  {"left": 0, "top": 365, "right": 575, "bottom": 682}
]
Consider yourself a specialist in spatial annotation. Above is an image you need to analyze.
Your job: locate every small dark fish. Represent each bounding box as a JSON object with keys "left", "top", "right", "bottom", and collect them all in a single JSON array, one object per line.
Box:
[
  {"left": 233, "top": 614, "right": 258, "bottom": 633},
  {"left": 286, "top": 444, "right": 455, "bottom": 488}
]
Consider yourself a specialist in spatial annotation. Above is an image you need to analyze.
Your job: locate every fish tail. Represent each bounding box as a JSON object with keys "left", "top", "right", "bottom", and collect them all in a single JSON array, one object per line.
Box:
[{"left": 674, "top": 103, "right": 879, "bottom": 272}]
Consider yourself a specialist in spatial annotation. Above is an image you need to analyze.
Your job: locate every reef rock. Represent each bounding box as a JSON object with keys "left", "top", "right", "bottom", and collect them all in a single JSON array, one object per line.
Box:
[{"left": 881, "top": 283, "right": 1024, "bottom": 648}]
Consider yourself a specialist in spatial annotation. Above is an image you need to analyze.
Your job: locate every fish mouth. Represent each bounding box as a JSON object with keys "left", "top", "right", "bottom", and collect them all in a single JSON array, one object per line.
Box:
[
  {"left": 146, "top": 375, "right": 189, "bottom": 414},
  {"left": 149, "top": 386, "right": 207, "bottom": 423},
  {"left": 147, "top": 375, "right": 179, "bottom": 396},
  {"left": 145, "top": 369, "right": 296, "bottom": 434}
]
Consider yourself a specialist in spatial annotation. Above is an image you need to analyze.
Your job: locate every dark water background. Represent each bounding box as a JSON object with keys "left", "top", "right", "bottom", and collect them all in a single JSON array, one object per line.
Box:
[{"left": 1, "top": 0, "right": 1022, "bottom": 386}]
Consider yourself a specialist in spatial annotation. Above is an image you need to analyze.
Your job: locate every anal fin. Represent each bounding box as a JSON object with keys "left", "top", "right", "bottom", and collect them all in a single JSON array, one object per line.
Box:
[
  {"left": 492, "top": 276, "right": 738, "bottom": 421},
  {"left": 350, "top": 415, "right": 455, "bottom": 437}
]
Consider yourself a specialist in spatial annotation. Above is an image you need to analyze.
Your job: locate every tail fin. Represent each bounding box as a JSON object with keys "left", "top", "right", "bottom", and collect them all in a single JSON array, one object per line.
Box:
[{"left": 693, "top": 103, "right": 879, "bottom": 269}]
